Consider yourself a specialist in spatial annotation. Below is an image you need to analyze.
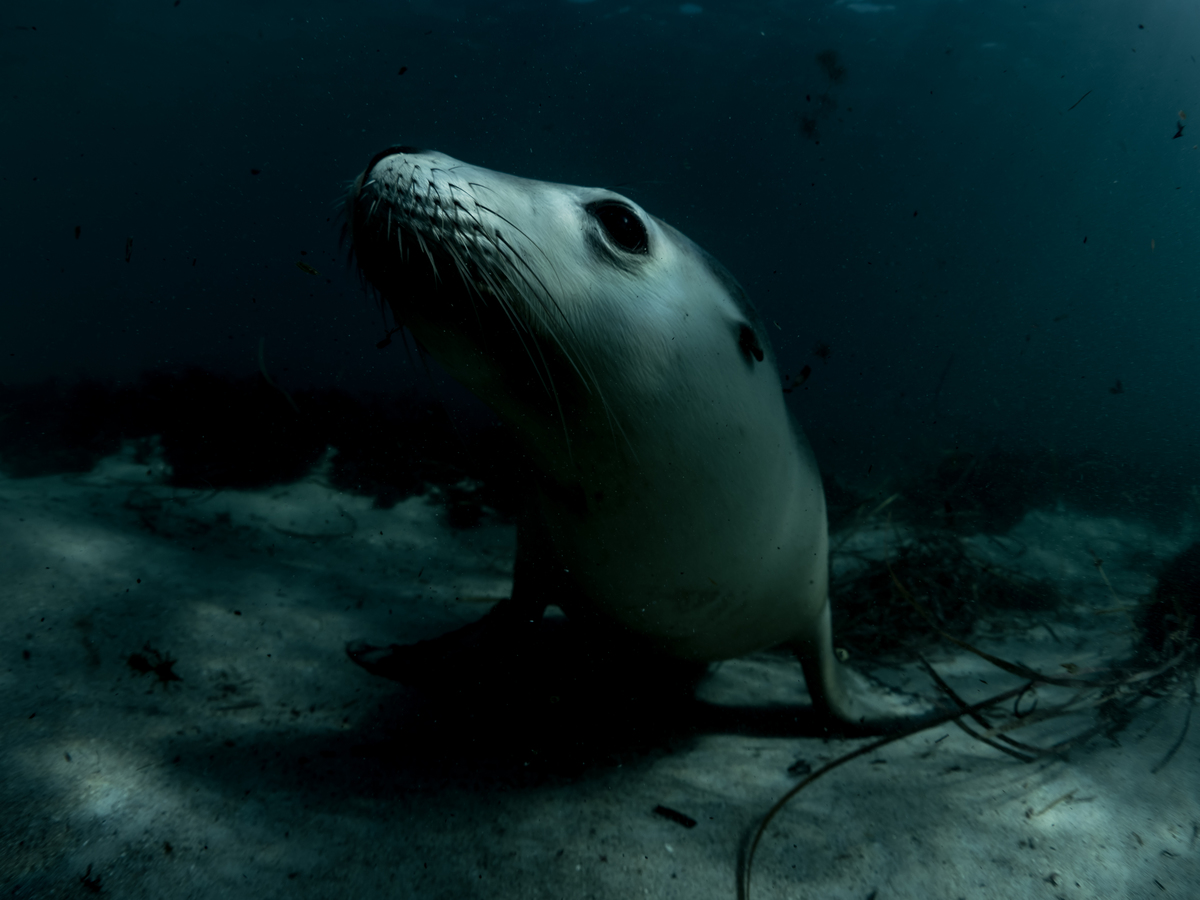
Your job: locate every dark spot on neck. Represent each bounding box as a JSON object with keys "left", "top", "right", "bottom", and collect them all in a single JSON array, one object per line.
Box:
[{"left": 738, "top": 324, "right": 764, "bottom": 363}]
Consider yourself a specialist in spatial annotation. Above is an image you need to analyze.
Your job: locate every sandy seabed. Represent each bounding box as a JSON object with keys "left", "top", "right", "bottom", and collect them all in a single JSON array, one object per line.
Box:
[{"left": 2, "top": 444, "right": 1197, "bottom": 899}]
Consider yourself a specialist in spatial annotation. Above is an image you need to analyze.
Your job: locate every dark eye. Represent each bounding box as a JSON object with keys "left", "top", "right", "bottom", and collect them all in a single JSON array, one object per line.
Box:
[{"left": 592, "top": 203, "right": 648, "bottom": 254}]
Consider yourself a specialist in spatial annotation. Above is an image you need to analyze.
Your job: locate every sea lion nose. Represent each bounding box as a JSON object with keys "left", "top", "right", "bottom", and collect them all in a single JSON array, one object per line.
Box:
[
  {"left": 362, "top": 145, "right": 424, "bottom": 182},
  {"left": 350, "top": 146, "right": 425, "bottom": 229}
]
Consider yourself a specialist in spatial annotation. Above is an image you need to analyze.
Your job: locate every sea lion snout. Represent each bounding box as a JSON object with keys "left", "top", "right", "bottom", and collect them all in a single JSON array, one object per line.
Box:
[{"left": 361, "top": 144, "right": 425, "bottom": 181}]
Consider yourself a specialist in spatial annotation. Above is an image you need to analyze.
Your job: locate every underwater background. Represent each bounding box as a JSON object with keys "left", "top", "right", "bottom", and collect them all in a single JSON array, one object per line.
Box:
[
  {"left": 3, "top": 1, "right": 1199, "bottom": 898},
  {"left": 5, "top": 0, "right": 1199, "bottom": 499}
]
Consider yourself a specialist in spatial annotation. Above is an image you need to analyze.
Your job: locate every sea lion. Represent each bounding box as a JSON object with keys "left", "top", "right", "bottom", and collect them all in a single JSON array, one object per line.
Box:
[{"left": 344, "top": 146, "right": 924, "bottom": 731}]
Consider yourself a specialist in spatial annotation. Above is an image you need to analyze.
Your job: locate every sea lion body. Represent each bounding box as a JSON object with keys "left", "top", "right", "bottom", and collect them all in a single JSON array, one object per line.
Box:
[{"left": 346, "top": 147, "right": 910, "bottom": 728}]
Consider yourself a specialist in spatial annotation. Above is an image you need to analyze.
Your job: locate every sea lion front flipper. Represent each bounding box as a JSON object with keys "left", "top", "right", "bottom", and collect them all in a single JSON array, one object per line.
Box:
[
  {"left": 346, "top": 513, "right": 563, "bottom": 688},
  {"left": 345, "top": 593, "right": 549, "bottom": 688}
]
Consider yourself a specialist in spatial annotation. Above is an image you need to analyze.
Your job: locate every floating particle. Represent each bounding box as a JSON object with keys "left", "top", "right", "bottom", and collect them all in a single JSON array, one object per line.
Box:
[
  {"left": 1067, "top": 90, "right": 1092, "bottom": 111},
  {"left": 652, "top": 805, "right": 697, "bottom": 828}
]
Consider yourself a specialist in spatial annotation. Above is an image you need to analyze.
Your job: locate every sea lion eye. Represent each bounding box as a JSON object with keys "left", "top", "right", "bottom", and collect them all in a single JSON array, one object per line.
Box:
[{"left": 591, "top": 202, "right": 648, "bottom": 254}]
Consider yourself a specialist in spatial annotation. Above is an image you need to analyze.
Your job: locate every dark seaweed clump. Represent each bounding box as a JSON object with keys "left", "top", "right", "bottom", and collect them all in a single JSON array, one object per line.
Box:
[
  {"left": 831, "top": 531, "right": 1060, "bottom": 659},
  {"left": 0, "top": 372, "right": 524, "bottom": 527},
  {"left": 1135, "top": 541, "right": 1200, "bottom": 664},
  {"left": 126, "top": 643, "right": 183, "bottom": 688}
]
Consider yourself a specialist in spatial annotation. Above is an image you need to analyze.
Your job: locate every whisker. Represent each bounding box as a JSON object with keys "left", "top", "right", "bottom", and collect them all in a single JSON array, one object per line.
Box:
[
  {"left": 350, "top": 157, "right": 638, "bottom": 462},
  {"left": 491, "top": 232, "right": 595, "bottom": 392}
]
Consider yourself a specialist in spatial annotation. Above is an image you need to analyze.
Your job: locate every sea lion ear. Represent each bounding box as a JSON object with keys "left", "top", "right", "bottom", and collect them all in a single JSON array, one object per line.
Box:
[{"left": 738, "top": 323, "right": 764, "bottom": 364}]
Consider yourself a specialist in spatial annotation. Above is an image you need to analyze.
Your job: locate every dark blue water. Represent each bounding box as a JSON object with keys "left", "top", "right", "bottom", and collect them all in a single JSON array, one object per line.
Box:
[{"left": 5, "top": 0, "right": 1198, "bottom": 495}]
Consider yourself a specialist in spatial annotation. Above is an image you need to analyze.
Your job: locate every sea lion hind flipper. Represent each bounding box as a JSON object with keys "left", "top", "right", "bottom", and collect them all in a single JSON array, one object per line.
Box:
[
  {"left": 791, "top": 599, "right": 945, "bottom": 735},
  {"left": 345, "top": 596, "right": 549, "bottom": 689}
]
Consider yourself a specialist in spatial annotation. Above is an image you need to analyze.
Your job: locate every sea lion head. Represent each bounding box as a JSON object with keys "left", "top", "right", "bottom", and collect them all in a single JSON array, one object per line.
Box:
[{"left": 346, "top": 146, "right": 772, "bottom": 468}]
